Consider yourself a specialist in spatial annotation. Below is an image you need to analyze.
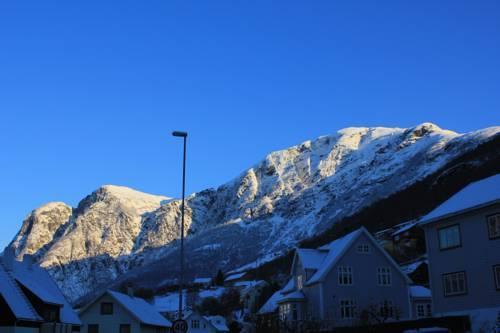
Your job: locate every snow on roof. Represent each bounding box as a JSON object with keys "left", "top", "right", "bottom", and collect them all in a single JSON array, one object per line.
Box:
[
  {"left": 153, "top": 292, "right": 187, "bottom": 313},
  {"left": 306, "top": 229, "right": 363, "bottom": 284},
  {"left": 401, "top": 259, "right": 428, "bottom": 275},
  {"left": 205, "top": 315, "right": 229, "bottom": 332},
  {"left": 409, "top": 285, "right": 432, "bottom": 299},
  {"left": 198, "top": 287, "right": 225, "bottom": 299},
  {"left": 9, "top": 256, "right": 81, "bottom": 325},
  {"left": 0, "top": 260, "right": 42, "bottom": 322},
  {"left": 280, "top": 278, "right": 295, "bottom": 294},
  {"left": 391, "top": 220, "right": 419, "bottom": 237},
  {"left": 224, "top": 272, "right": 246, "bottom": 282},
  {"left": 258, "top": 289, "right": 284, "bottom": 314},
  {"left": 278, "top": 290, "right": 305, "bottom": 303},
  {"left": 194, "top": 277, "right": 212, "bottom": 284},
  {"left": 295, "top": 249, "right": 327, "bottom": 270},
  {"left": 421, "top": 174, "right": 500, "bottom": 224},
  {"left": 108, "top": 290, "right": 171, "bottom": 327}
]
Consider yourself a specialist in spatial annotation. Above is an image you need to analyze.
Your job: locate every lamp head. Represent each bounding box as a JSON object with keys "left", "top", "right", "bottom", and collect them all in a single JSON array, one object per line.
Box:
[{"left": 172, "top": 131, "right": 188, "bottom": 138}]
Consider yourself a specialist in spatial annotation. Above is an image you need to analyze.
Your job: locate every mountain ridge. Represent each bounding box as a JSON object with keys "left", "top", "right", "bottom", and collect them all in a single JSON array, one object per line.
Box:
[{"left": 7, "top": 123, "right": 500, "bottom": 304}]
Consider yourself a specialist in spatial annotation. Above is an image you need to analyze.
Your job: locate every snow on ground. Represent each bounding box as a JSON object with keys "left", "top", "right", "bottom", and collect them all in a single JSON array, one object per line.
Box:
[{"left": 198, "top": 287, "right": 226, "bottom": 299}]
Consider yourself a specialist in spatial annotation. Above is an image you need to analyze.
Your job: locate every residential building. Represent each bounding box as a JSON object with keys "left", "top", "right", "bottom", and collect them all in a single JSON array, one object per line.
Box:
[
  {"left": 79, "top": 290, "right": 171, "bottom": 333},
  {"left": 234, "top": 280, "right": 268, "bottom": 314},
  {"left": 267, "top": 227, "right": 428, "bottom": 328},
  {"left": 182, "top": 311, "right": 229, "bottom": 333},
  {"left": 420, "top": 174, "right": 500, "bottom": 332},
  {"left": 0, "top": 248, "right": 81, "bottom": 333},
  {"left": 409, "top": 286, "right": 432, "bottom": 319}
]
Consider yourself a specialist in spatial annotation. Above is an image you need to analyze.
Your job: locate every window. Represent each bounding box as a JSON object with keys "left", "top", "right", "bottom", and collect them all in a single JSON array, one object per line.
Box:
[
  {"left": 119, "top": 324, "right": 131, "bottom": 333},
  {"left": 379, "top": 300, "right": 394, "bottom": 318},
  {"left": 280, "top": 303, "right": 291, "bottom": 321},
  {"left": 417, "top": 304, "right": 425, "bottom": 318},
  {"left": 88, "top": 325, "right": 99, "bottom": 333},
  {"left": 416, "top": 303, "right": 431, "bottom": 318},
  {"left": 357, "top": 243, "right": 370, "bottom": 254},
  {"left": 191, "top": 320, "right": 200, "bottom": 328},
  {"left": 487, "top": 214, "right": 500, "bottom": 239},
  {"left": 297, "top": 275, "right": 303, "bottom": 290},
  {"left": 443, "top": 271, "right": 467, "bottom": 296},
  {"left": 494, "top": 265, "right": 500, "bottom": 290},
  {"left": 338, "top": 266, "right": 353, "bottom": 286},
  {"left": 339, "top": 299, "right": 356, "bottom": 319},
  {"left": 292, "top": 303, "right": 298, "bottom": 320},
  {"left": 438, "top": 225, "right": 461, "bottom": 250},
  {"left": 100, "top": 302, "right": 113, "bottom": 315},
  {"left": 377, "top": 267, "right": 392, "bottom": 286}
]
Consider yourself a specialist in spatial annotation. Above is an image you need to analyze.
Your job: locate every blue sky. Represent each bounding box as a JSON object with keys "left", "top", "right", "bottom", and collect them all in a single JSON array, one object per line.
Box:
[{"left": 0, "top": 1, "right": 499, "bottom": 249}]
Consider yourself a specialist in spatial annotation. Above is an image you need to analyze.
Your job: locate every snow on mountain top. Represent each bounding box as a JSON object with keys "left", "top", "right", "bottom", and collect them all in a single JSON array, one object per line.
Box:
[
  {"left": 421, "top": 173, "right": 500, "bottom": 223},
  {"left": 99, "top": 185, "right": 170, "bottom": 204},
  {"left": 32, "top": 202, "right": 70, "bottom": 213}
]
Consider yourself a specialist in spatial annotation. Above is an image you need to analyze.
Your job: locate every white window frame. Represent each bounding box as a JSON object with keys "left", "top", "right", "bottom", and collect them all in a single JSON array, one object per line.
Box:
[
  {"left": 339, "top": 299, "right": 356, "bottom": 320},
  {"left": 357, "top": 243, "right": 370, "bottom": 254},
  {"left": 191, "top": 320, "right": 200, "bottom": 328},
  {"left": 438, "top": 224, "right": 461, "bottom": 250},
  {"left": 297, "top": 274, "right": 303, "bottom": 290},
  {"left": 487, "top": 214, "right": 500, "bottom": 239},
  {"left": 338, "top": 266, "right": 353, "bottom": 286},
  {"left": 377, "top": 267, "right": 392, "bottom": 286},
  {"left": 443, "top": 271, "right": 467, "bottom": 296},
  {"left": 494, "top": 265, "right": 500, "bottom": 290}
]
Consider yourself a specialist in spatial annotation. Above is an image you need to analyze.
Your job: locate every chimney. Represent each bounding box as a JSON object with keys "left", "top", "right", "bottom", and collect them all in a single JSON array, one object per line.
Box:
[
  {"left": 2, "top": 247, "right": 16, "bottom": 271},
  {"left": 22, "top": 254, "right": 34, "bottom": 271},
  {"left": 127, "top": 287, "right": 134, "bottom": 297}
]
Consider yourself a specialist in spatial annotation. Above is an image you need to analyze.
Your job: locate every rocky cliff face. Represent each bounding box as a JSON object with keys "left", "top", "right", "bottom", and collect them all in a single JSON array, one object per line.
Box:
[{"left": 7, "top": 123, "right": 500, "bottom": 303}]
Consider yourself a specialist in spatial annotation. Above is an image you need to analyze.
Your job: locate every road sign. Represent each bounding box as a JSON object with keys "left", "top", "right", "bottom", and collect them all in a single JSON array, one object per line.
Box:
[{"left": 172, "top": 319, "right": 188, "bottom": 333}]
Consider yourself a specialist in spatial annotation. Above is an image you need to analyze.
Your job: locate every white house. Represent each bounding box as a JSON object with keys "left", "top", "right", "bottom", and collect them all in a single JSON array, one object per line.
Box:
[
  {"left": 182, "top": 311, "right": 229, "bottom": 333},
  {"left": 79, "top": 290, "right": 171, "bottom": 333},
  {"left": 0, "top": 249, "right": 81, "bottom": 333}
]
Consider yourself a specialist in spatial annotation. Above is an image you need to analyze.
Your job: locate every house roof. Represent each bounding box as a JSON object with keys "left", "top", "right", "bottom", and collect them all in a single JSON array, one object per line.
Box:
[
  {"left": 205, "top": 315, "right": 229, "bottom": 332},
  {"left": 409, "top": 285, "right": 431, "bottom": 299},
  {"left": 194, "top": 277, "right": 212, "bottom": 284},
  {"left": 306, "top": 228, "right": 363, "bottom": 285},
  {"left": 278, "top": 291, "right": 306, "bottom": 303},
  {"left": 295, "top": 249, "right": 327, "bottom": 270},
  {"left": 400, "top": 259, "right": 428, "bottom": 275},
  {"left": 258, "top": 289, "right": 284, "bottom": 314},
  {"left": 280, "top": 278, "right": 295, "bottom": 294},
  {"left": 420, "top": 174, "right": 500, "bottom": 225},
  {"left": 107, "top": 290, "right": 172, "bottom": 328},
  {"left": 7, "top": 254, "right": 81, "bottom": 325},
  {"left": 0, "top": 260, "right": 42, "bottom": 322},
  {"left": 224, "top": 272, "right": 246, "bottom": 282},
  {"left": 305, "top": 227, "right": 411, "bottom": 285},
  {"left": 391, "top": 220, "right": 419, "bottom": 237}
]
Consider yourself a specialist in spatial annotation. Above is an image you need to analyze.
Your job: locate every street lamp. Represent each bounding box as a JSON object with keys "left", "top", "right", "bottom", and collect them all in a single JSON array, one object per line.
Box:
[{"left": 172, "top": 130, "right": 187, "bottom": 321}]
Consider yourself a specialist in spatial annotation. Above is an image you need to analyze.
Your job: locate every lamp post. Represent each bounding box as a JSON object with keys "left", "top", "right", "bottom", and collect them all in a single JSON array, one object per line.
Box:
[{"left": 172, "top": 130, "right": 187, "bottom": 321}]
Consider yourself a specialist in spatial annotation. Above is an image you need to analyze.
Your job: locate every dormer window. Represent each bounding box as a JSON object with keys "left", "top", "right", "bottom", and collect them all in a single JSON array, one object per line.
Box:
[
  {"left": 297, "top": 275, "right": 303, "bottom": 290},
  {"left": 357, "top": 243, "right": 370, "bottom": 254}
]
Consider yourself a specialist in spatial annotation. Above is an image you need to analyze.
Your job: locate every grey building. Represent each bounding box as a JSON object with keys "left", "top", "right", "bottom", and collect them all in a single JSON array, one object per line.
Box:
[
  {"left": 270, "top": 227, "right": 426, "bottom": 328},
  {"left": 79, "top": 290, "right": 171, "bottom": 333},
  {"left": 420, "top": 174, "right": 500, "bottom": 332}
]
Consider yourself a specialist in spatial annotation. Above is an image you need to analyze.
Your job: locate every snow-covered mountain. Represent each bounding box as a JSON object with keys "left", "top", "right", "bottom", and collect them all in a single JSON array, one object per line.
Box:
[{"left": 7, "top": 123, "right": 500, "bottom": 304}]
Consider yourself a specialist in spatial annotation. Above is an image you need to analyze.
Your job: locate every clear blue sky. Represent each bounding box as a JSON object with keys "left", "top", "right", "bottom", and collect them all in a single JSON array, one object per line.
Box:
[{"left": 0, "top": 1, "right": 499, "bottom": 249}]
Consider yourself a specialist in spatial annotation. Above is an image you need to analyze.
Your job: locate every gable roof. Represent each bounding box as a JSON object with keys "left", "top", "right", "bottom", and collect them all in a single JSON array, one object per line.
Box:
[
  {"left": 106, "top": 290, "right": 172, "bottom": 328},
  {"left": 409, "top": 285, "right": 431, "bottom": 299},
  {"left": 205, "top": 315, "right": 229, "bottom": 332},
  {"left": 293, "top": 249, "right": 327, "bottom": 271},
  {"left": 3, "top": 253, "right": 81, "bottom": 325},
  {"left": 306, "top": 227, "right": 411, "bottom": 285},
  {"left": 420, "top": 174, "right": 500, "bottom": 225},
  {"left": 0, "top": 260, "right": 42, "bottom": 322}
]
